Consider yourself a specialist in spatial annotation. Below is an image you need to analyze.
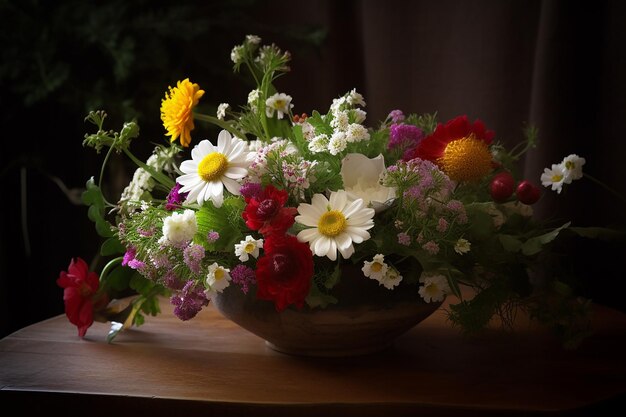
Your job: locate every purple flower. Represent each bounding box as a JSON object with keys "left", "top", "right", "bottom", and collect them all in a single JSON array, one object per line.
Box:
[
  {"left": 170, "top": 280, "right": 209, "bottom": 321},
  {"left": 231, "top": 264, "right": 256, "bottom": 294},
  {"left": 163, "top": 270, "right": 184, "bottom": 290},
  {"left": 397, "top": 232, "right": 411, "bottom": 246},
  {"left": 388, "top": 123, "right": 424, "bottom": 152},
  {"left": 388, "top": 109, "right": 405, "bottom": 124},
  {"left": 183, "top": 244, "right": 205, "bottom": 274},
  {"left": 122, "top": 246, "right": 137, "bottom": 266},
  {"left": 165, "top": 183, "right": 189, "bottom": 211},
  {"left": 240, "top": 182, "right": 262, "bottom": 200},
  {"left": 207, "top": 231, "right": 220, "bottom": 243}
]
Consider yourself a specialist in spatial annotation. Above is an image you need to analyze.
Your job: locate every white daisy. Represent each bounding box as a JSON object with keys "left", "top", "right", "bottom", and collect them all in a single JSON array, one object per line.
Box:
[
  {"left": 176, "top": 130, "right": 252, "bottom": 208},
  {"left": 234, "top": 235, "right": 263, "bottom": 262},
  {"left": 541, "top": 163, "right": 567, "bottom": 194},
  {"left": 418, "top": 273, "right": 450, "bottom": 303},
  {"left": 561, "top": 154, "right": 586, "bottom": 183},
  {"left": 345, "top": 123, "right": 370, "bottom": 143},
  {"left": 308, "top": 134, "right": 329, "bottom": 153},
  {"left": 265, "top": 92, "right": 293, "bottom": 119},
  {"left": 161, "top": 209, "right": 197, "bottom": 246},
  {"left": 362, "top": 254, "right": 388, "bottom": 281},
  {"left": 328, "top": 131, "right": 348, "bottom": 155},
  {"left": 205, "top": 262, "right": 231, "bottom": 296},
  {"left": 295, "top": 190, "right": 375, "bottom": 261}
]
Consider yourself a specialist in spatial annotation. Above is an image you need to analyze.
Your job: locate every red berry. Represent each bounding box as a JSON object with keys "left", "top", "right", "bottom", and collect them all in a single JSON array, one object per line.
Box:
[
  {"left": 516, "top": 180, "right": 541, "bottom": 205},
  {"left": 490, "top": 171, "right": 515, "bottom": 203}
]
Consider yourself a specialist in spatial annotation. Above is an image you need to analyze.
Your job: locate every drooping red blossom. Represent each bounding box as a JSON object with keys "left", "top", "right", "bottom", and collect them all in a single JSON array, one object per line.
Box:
[
  {"left": 242, "top": 185, "right": 297, "bottom": 236},
  {"left": 56, "top": 257, "right": 108, "bottom": 338},
  {"left": 404, "top": 115, "right": 495, "bottom": 163},
  {"left": 255, "top": 234, "right": 313, "bottom": 311}
]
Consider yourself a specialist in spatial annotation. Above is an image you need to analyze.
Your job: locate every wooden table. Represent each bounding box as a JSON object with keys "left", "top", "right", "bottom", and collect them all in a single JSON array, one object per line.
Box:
[{"left": 2, "top": 296, "right": 626, "bottom": 417}]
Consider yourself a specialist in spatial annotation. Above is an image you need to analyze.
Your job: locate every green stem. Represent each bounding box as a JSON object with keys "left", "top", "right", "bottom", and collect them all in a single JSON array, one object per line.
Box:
[
  {"left": 584, "top": 173, "right": 626, "bottom": 206},
  {"left": 193, "top": 113, "right": 242, "bottom": 138},
  {"left": 99, "top": 256, "right": 123, "bottom": 284},
  {"left": 97, "top": 144, "right": 118, "bottom": 208},
  {"left": 123, "top": 148, "right": 175, "bottom": 189}
]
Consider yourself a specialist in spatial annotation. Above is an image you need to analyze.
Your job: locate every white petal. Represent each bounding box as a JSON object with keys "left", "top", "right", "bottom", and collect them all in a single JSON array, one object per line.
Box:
[
  {"left": 314, "top": 236, "right": 331, "bottom": 257},
  {"left": 194, "top": 140, "right": 214, "bottom": 160},
  {"left": 345, "top": 226, "right": 371, "bottom": 243},
  {"left": 337, "top": 241, "right": 355, "bottom": 259},
  {"left": 227, "top": 140, "right": 248, "bottom": 161},
  {"left": 334, "top": 233, "right": 353, "bottom": 251},
  {"left": 327, "top": 240, "right": 337, "bottom": 261},
  {"left": 224, "top": 166, "right": 248, "bottom": 179},
  {"left": 217, "top": 130, "right": 232, "bottom": 154},
  {"left": 222, "top": 176, "right": 241, "bottom": 195},
  {"left": 329, "top": 190, "right": 347, "bottom": 211},
  {"left": 311, "top": 193, "right": 330, "bottom": 209},
  {"left": 297, "top": 203, "right": 324, "bottom": 219},
  {"left": 340, "top": 153, "right": 385, "bottom": 188},
  {"left": 177, "top": 173, "right": 202, "bottom": 186},
  {"left": 295, "top": 214, "right": 319, "bottom": 227},
  {"left": 297, "top": 228, "right": 319, "bottom": 243},
  {"left": 209, "top": 180, "right": 224, "bottom": 198},
  {"left": 342, "top": 198, "right": 365, "bottom": 218},
  {"left": 180, "top": 160, "right": 198, "bottom": 174}
]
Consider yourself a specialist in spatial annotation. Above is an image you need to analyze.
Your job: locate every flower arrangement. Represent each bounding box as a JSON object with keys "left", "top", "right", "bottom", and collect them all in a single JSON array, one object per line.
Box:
[{"left": 57, "top": 35, "right": 620, "bottom": 347}]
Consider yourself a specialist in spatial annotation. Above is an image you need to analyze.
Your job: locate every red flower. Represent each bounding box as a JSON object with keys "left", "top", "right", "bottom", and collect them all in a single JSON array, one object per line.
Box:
[
  {"left": 404, "top": 115, "right": 495, "bottom": 182},
  {"left": 255, "top": 234, "right": 313, "bottom": 311},
  {"left": 242, "top": 185, "right": 297, "bottom": 236},
  {"left": 56, "top": 257, "right": 106, "bottom": 337}
]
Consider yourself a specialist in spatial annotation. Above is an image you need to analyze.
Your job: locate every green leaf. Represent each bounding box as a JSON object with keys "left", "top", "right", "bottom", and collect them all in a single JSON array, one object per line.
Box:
[
  {"left": 82, "top": 177, "right": 105, "bottom": 212},
  {"left": 522, "top": 222, "right": 571, "bottom": 256},
  {"left": 498, "top": 234, "right": 523, "bottom": 253},
  {"left": 569, "top": 226, "right": 626, "bottom": 241},
  {"left": 100, "top": 237, "right": 126, "bottom": 256},
  {"left": 323, "top": 264, "right": 342, "bottom": 289},
  {"left": 105, "top": 265, "right": 135, "bottom": 292},
  {"left": 307, "top": 110, "right": 332, "bottom": 136},
  {"left": 95, "top": 218, "right": 115, "bottom": 237},
  {"left": 305, "top": 281, "right": 338, "bottom": 309}
]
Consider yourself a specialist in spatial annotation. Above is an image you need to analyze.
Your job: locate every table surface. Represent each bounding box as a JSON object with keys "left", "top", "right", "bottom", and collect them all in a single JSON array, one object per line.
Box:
[{"left": 2, "top": 295, "right": 626, "bottom": 417}]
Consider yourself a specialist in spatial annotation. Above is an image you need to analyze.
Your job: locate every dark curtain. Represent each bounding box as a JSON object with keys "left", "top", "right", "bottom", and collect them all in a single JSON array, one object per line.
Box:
[{"left": 1, "top": 0, "right": 625, "bottom": 337}]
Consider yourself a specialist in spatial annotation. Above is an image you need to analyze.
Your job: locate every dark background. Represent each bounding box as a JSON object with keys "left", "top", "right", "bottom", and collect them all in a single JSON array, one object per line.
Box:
[{"left": 1, "top": 0, "right": 625, "bottom": 339}]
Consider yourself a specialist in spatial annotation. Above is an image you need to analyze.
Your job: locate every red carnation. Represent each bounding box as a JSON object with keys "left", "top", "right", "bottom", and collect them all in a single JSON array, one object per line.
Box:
[
  {"left": 56, "top": 257, "right": 107, "bottom": 337},
  {"left": 255, "top": 234, "right": 313, "bottom": 311},
  {"left": 404, "top": 115, "right": 495, "bottom": 162},
  {"left": 242, "top": 185, "right": 297, "bottom": 236}
]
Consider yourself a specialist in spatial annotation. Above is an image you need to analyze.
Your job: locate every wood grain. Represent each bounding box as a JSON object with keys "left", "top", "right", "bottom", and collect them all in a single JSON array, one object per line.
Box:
[{"left": 1, "top": 296, "right": 626, "bottom": 416}]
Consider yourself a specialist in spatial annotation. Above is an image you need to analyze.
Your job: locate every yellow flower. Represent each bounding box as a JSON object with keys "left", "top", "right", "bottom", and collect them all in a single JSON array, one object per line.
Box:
[{"left": 160, "top": 78, "right": 205, "bottom": 147}]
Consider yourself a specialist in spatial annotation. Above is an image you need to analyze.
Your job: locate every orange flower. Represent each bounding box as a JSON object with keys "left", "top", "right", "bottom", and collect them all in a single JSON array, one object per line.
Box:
[{"left": 160, "top": 78, "right": 205, "bottom": 147}]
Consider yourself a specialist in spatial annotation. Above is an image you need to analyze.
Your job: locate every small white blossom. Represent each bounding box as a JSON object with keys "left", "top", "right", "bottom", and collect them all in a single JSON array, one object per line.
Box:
[
  {"left": 345, "top": 123, "right": 370, "bottom": 143},
  {"left": 328, "top": 131, "right": 348, "bottom": 155},
  {"left": 418, "top": 273, "right": 450, "bottom": 303},
  {"left": 265, "top": 93, "right": 293, "bottom": 119},
  {"left": 362, "top": 254, "right": 388, "bottom": 281},
  {"left": 346, "top": 88, "right": 366, "bottom": 107},
  {"left": 161, "top": 209, "right": 197, "bottom": 246},
  {"left": 381, "top": 268, "right": 403, "bottom": 289},
  {"left": 454, "top": 238, "right": 471, "bottom": 255},
  {"left": 205, "top": 262, "right": 231, "bottom": 296},
  {"left": 230, "top": 45, "right": 244, "bottom": 64},
  {"left": 234, "top": 235, "right": 264, "bottom": 262},
  {"left": 541, "top": 163, "right": 567, "bottom": 194},
  {"left": 308, "top": 134, "right": 329, "bottom": 153},
  {"left": 216, "top": 103, "right": 229, "bottom": 120},
  {"left": 330, "top": 96, "right": 347, "bottom": 113},
  {"left": 331, "top": 110, "right": 350, "bottom": 131},
  {"left": 247, "top": 89, "right": 261, "bottom": 113},
  {"left": 352, "top": 108, "right": 367, "bottom": 124},
  {"left": 561, "top": 154, "right": 586, "bottom": 183},
  {"left": 245, "top": 34, "right": 261, "bottom": 45}
]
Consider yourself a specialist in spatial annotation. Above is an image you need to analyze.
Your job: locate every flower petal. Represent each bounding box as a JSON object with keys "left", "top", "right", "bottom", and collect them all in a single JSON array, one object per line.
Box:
[
  {"left": 329, "top": 190, "right": 347, "bottom": 211},
  {"left": 314, "top": 236, "right": 331, "bottom": 258},
  {"left": 297, "top": 228, "right": 319, "bottom": 243},
  {"left": 217, "top": 130, "right": 232, "bottom": 154},
  {"left": 222, "top": 176, "right": 241, "bottom": 195}
]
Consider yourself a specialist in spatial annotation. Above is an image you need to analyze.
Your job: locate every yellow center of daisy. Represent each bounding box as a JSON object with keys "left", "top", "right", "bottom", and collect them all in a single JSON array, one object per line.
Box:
[
  {"left": 198, "top": 152, "right": 228, "bottom": 182},
  {"left": 273, "top": 99, "right": 286, "bottom": 109},
  {"left": 318, "top": 210, "right": 347, "bottom": 237},
  {"left": 371, "top": 262, "right": 383, "bottom": 273},
  {"left": 551, "top": 174, "right": 563, "bottom": 182},
  {"left": 244, "top": 242, "right": 256, "bottom": 253},
  {"left": 565, "top": 161, "right": 575, "bottom": 170},
  {"left": 214, "top": 269, "right": 224, "bottom": 281},
  {"left": 439, "top": 136, "right": 492, "bottom": 182}
]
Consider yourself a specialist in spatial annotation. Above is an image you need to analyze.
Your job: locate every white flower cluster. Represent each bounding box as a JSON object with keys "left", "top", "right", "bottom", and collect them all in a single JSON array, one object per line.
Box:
[{"left": 306, "top": 89, "right": 370, "bottom": 155}]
